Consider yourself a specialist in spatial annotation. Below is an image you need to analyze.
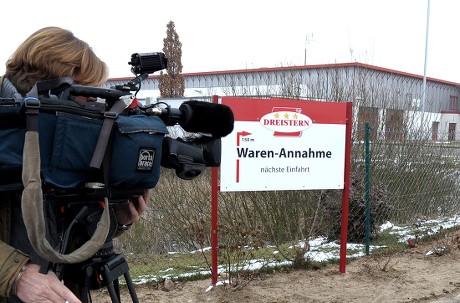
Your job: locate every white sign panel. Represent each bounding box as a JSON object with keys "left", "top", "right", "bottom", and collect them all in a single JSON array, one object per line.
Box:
[{"left": 220, "top": 97, "right": 349, "bottom": 192}]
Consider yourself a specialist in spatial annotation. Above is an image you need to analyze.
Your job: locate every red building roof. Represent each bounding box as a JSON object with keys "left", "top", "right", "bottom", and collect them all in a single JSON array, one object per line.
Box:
[{"left": 108, "top": 62, "right": 460, "bottom": 87}]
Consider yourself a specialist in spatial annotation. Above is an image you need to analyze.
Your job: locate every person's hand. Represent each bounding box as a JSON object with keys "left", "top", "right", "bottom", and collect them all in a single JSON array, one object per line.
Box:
[
  {"left": 16, "top": 264, "right": 81, "bottom": 303},
  {"left": 115, "top": 188, "right": 151, "bottom": 226}
]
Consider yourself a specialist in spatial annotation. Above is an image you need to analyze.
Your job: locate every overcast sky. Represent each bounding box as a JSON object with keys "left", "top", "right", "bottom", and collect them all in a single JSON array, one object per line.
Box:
[{"left": 1, "top": 0, "right": 458, "bottom": 82}]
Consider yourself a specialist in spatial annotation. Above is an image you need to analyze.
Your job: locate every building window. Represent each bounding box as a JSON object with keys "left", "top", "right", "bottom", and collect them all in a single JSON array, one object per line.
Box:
[
  {"left": 448, "top": 123, "right": 456, "bottom": 141},
  {"left": 385, "top": 109, "right": 405, "bottom": 141},
  {"left": 450, "top": 96, "right": 459, "bottom": 111},
  {"left": 357, "top": 106, "right": 378, "bottom": 141},
  {"left": 432, "top": 121, "right": 439, "bottom": 141}
]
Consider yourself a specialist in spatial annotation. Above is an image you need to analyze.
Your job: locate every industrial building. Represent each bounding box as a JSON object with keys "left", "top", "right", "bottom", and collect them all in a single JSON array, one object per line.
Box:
[{"left": 104, "top": 63, "right": 460, "bottom": 141}]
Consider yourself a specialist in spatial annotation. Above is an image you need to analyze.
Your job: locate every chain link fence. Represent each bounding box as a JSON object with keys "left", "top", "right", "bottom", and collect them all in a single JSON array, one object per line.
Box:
[
  {"left": 112, "top": 65, "right": 460, "bottom": 283},
  {"left": 112, "top": 124, "right": 460, "bottom": 283}
]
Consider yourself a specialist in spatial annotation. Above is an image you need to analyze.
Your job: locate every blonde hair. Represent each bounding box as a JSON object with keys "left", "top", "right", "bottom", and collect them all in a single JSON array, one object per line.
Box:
[{"left": 5, "top": 26, "right": 108, "bottom": 94}]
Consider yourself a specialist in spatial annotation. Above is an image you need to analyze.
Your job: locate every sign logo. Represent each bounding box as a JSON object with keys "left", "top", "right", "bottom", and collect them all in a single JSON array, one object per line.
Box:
[
  {"left": 137, "top": 148, "right": 156, "bottom": 171},
  {"left": 260, "top": 111, "right": 313, "bottom": 133}
]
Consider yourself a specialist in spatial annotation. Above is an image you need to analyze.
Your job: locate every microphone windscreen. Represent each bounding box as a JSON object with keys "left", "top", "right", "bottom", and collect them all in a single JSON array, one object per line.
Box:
[{"left": 179, "top": 100, "right": 234, "bottom": 137}]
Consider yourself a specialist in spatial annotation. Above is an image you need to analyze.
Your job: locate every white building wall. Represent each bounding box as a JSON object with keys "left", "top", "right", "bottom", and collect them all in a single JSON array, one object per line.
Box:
[{"left": 105, "top": 63, "right": 459, "bottom": 141}]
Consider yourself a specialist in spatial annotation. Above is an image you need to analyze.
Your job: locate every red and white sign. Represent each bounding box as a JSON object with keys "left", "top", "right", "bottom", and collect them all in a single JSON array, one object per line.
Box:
[{"left": 220, "top": 97, "right": 349, "bottom": 192}]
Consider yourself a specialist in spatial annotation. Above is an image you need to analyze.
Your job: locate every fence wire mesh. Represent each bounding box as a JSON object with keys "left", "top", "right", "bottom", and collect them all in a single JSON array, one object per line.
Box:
[
  {"left": 109, "top": 65, "right": 460, "bottom": 284},
  {"left": 113, "top": 124, "right": 460, "bottom": 283}
]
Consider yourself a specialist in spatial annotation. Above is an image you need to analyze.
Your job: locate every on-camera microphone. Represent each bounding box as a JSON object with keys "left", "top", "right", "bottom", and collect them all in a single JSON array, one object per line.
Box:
[{"left": 178, "top": 100, "right": 234, "bottom": 138}]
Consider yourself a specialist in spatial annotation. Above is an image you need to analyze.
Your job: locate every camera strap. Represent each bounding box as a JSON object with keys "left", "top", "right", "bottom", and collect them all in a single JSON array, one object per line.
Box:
[
  {"left": 20, "top": 88, "right": 111, "bottom": 264},
  {"left": 90, "top": 95, "right": 134, "bottom": 169}
]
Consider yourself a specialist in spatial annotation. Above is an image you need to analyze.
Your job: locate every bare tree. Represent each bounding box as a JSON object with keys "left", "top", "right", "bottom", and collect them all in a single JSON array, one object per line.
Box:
[{"left": 159, "top": 21, "right": 185, "bottom": 97}]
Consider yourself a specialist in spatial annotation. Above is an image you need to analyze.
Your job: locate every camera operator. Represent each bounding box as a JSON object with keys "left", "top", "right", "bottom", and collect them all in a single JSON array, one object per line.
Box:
[{"left": 0, "top": 26, "right": 151, "bottom": 303}]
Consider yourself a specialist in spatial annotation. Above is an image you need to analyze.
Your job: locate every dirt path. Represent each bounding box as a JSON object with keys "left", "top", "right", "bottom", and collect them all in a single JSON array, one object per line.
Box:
[{"left": 91, "top": 231, "right": 460, "bottom": 302}]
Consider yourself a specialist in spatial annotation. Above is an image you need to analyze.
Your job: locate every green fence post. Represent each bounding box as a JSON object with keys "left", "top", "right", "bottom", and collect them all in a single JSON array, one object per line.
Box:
[{"left": 365, "top": 122, "right": 371, "bottom": 255}]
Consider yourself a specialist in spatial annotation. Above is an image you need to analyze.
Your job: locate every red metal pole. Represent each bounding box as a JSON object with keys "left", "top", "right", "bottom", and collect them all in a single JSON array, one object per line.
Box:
[
  {"left": 211, "top": 95, "right": 220, "bottom": 285},
  {"left": 339, "top": 102, "right": 353, "bottom": 273},
  {"left": 211, "top": 166, "right": 219, "bottom": 284}
]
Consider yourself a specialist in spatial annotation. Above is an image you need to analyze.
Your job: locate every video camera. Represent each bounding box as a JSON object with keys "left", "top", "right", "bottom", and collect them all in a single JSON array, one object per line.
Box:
[
  {"left": 65, "top": 52, "right": 233, "bottom": 181},
  {"left": 0, "top": 52, "right": 234, "bottom": 201}
]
